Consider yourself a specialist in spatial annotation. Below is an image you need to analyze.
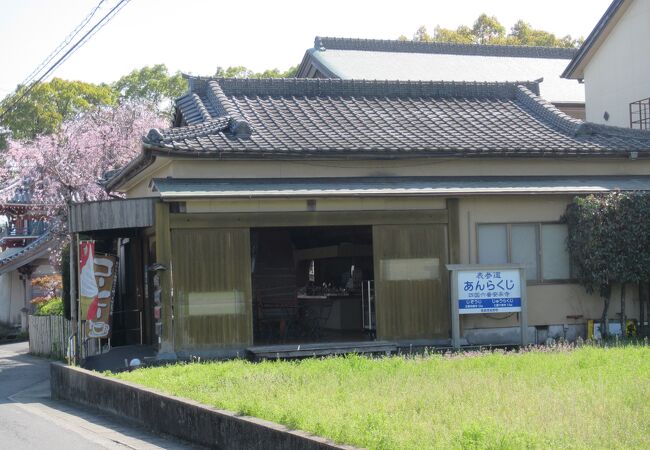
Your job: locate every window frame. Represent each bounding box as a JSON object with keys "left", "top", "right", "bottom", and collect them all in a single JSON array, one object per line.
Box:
[{"left": 476, "top": 221, "right": 573, "bottom": 285}]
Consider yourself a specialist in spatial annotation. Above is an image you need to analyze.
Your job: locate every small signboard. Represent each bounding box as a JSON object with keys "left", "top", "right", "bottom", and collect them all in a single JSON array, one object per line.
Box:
[
  {"left": 457, "top": 269, "right": 521, "bottom": 314},
  {"left": 447, "top": 264, "right": 528, "bottom": 349}
]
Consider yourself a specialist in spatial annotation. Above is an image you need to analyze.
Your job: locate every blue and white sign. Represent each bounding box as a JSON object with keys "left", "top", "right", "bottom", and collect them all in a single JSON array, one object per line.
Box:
[{"left": 457, "top": 269, "right": 521, "bottom": 314}]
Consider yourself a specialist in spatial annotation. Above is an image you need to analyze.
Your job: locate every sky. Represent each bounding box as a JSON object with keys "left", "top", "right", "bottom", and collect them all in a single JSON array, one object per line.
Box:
[{"left": 0, "top": 0, "right": 612, "bottom": 99}]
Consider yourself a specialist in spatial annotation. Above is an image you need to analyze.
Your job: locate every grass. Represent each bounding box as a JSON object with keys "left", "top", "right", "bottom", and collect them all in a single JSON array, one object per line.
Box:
[{"left": 112, "top": 344, "right": 650, "bottom": 449}]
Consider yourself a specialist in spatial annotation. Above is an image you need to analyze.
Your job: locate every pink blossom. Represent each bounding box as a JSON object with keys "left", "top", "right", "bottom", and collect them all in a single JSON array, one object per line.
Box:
[{"left": 1, "top": 102, "right": 167, "bottom": 245}]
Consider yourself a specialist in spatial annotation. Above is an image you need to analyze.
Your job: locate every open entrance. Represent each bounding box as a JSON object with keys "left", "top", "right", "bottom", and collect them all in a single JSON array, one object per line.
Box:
[
  {"left": 251, "top": 225, "right": 375, "bottom": 345},
  {"left": 78, "top": 231, "right": 155, "bottom": 350}
]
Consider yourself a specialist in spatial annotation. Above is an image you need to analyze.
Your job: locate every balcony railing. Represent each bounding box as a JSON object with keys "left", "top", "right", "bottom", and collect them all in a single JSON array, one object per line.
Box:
[
  {"left": 630, "top": 97, "right": 650, "bottom": 130},
  {"left": 0, "top": 222, "right": 48, "bottom": 239}
]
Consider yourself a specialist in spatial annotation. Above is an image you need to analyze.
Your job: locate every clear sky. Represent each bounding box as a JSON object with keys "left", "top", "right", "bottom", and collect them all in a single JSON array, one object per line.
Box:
[{"left": 0, "top": 0, "right": 612, "bottom": 98}]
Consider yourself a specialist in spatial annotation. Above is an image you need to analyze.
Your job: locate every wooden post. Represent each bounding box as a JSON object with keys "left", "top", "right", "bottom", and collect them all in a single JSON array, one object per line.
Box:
[
  {"left": 446, "top": 199, "right": 461, "bottom": 265},
  {"left": 519, "top": 267, "right": 528, "bottom": 347},
  {"left": 70, "top": 234, "right": 77, "bottom": 327},
  {"left": 155, "top": 202, "right": 173, "bottom": 354},
  {"left": 69, "top": 234, "right": 78, "bottom": 363},
  {"left": 450, "top": 269, "right": 460, "bottom": 349}
]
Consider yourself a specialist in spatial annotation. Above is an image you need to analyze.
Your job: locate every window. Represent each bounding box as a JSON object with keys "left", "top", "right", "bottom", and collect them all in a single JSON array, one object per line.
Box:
[
  {"left": 380, "top": 258, "right": 440, "bottom": 281},
  {"left": 478, "top": 223, "right": 571, "bottom": 282}
]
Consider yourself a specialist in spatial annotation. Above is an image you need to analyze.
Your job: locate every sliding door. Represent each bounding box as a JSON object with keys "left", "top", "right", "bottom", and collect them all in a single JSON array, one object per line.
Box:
[
  {"left": 171, "top": 228, "right": 253, "bottom": 349},
  {"left": 373, "top": 224, "right": 449, "bottom": 340}
]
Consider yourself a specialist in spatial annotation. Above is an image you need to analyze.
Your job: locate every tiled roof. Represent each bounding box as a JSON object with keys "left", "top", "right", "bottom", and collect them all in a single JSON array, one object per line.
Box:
[
  {"left": 151, "top": 176, "right": 650, "bottom": 199},
  {"left": 296, "top": 37, "right": 584, "bottom": 103},
  {"left": 0, "top": 231, "right": 54, "bottom": 276},
  {"left": 313, "top": 37, "right": 578, "bottom": 59},
  {"left": 143, "top": 77, "right": 650, "bottom": 158},
  {"left": 0, "top": 179, "right": 33, "bottom": 204}
]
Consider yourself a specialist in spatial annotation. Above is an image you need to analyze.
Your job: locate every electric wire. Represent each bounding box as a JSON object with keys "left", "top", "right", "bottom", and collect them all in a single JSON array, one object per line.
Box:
[
  {"left": 50, "top": 0, "right": 131, "bottom": 75},
  {"left": 18, "top": 0, "right": 107, "bottom": 90},
  {"left": 0, "top": 0, "right": 132, "bottom": 122}
]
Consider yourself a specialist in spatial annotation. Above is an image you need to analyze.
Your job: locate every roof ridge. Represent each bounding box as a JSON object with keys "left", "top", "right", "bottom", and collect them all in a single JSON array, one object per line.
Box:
[
  {"left": 206, "top": 81, "right": 240, "bottom": 118},
  {"left": 516, "top": 85, "right": 650, "bottom": 141},
  {"left": 314, "top": 36, "right": 578, "bottom": 59},
  {"left": 515, "top": 85, "right": 583, "bottom": 134},
  {"left": 198, "top": 77, "right": 542, "bottom": 99},
  {"left": 206, "top": 81, "right": 253, "bottom": 138},
  {"left": 0, "top": 231, "right": 54, "bottom": 274},
  {"left": 146, "top": 117, "right": 231, "bottom": 145},
  {"left": 192, "top": 93, "right": 212, "bottom": 122},
  {"left": 575, "top": 122, "right": 650, "bottom": 141}
]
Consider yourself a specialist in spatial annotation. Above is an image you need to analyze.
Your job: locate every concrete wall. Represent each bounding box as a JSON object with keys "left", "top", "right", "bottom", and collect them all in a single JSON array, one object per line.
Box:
[
  {"left": 50, "top": 362, "right": 354, "bottom": 450},
  {"left": 584, "top": 0, "right": 650, "bottom": 126}
]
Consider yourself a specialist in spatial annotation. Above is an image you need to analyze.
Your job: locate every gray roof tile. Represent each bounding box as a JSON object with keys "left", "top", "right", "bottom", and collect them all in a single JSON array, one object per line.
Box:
[
  {"left": 144, "top": 77, "right": 650, "bottom": 158},
  {"left": 296, "top": 37, "right": 584, "bottom": 103},
  {"left": 314, "top": 37, "right": 578, "bottom": 59}
]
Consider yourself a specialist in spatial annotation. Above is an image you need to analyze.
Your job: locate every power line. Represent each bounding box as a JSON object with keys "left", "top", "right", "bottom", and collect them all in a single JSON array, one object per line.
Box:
[
  {"left": 0, "top": 0, "right": 132, "bottom": 122},
  {"left": 51, "top": 0, "right": 132, "bottom": 75},
  {"left": 18, "top": 0, "right": 107, "bottom": 90}
]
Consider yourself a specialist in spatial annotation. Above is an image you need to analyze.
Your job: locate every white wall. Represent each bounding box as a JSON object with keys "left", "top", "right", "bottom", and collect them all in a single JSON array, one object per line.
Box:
[
  {"left": 584, "top": 0, "right": 650, "bottom": 127},
  {"left": 0, "top": 261, "right": 56, "bottom": 327},
  {"left": 0, "top": 271, "right": 25, "bottom": 327}
]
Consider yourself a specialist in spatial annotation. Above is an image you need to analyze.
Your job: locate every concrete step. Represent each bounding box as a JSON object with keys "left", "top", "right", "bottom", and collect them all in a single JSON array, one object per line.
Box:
[{"left": 247, "top": 340, "right": 397, "bottom": 360}]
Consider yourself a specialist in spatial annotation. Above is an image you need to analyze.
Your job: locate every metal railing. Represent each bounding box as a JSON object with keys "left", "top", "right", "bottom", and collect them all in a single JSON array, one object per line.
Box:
[
  {"left": 630, "top": 97, "right": 650, "bottom": 130},
  {"left": 0, "top": 222, "right": 48, "bottom": 239}
]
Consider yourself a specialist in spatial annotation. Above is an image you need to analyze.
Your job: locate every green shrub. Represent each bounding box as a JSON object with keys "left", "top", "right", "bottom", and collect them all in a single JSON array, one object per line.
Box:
[{"left": 35, "top": 297, "right": 64, "bottom": 316}]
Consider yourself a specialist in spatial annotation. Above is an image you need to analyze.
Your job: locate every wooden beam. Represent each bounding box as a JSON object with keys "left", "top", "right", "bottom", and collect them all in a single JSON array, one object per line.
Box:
[
  {"left": 154, "top": 202, "right": 173, "bottom": 353},
  {"left": 170, "top": 210, "right": 448, "bottom": 229},
  {"left": 70, "top": 198, "right": 155, "bottom": 233},
  {"left": 446, "top": 199, "right": 461, "bottom": 264},
  {"left": 293, "top": 243, "right": 373, "bottom": 262}
]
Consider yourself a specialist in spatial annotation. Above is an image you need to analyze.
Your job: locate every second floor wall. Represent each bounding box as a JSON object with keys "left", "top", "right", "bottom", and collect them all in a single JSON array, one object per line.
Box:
[{"left": 584, "top": 0, "right": 650, "bottom": 128}]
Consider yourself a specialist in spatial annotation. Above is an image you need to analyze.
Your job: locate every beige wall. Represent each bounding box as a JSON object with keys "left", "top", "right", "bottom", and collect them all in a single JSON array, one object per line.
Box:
[
  {"left": 123, "top": 157, "right": 650, "bottom": 198},
  {"left": 123, "top": 156, "right": 646, "bottom": 339},
  {"left": 186, "top": 197, "right": 446, "bottom": 213},
  {"left": 584, "top": 0, "right": 650, "bottom": 126},
  {"left": 457, "top": 195, "right": 639, "bottom": 329},
  {"left": 458, "top": 195, "right": 569, "bottom": 265},
  {"left": 176, "top": 193, "right": 638, "bottom": 334}
]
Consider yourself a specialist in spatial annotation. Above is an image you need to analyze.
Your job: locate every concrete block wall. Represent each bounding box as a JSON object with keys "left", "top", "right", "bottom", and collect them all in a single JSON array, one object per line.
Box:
[{"left": 50, "top": 362, "right": 354, "bottom": 450}]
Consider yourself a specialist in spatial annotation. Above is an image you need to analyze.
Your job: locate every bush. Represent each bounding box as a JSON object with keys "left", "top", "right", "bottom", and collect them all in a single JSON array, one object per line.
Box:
[{"left": 34, "top": 297, "right": 64, "bottom": 316}]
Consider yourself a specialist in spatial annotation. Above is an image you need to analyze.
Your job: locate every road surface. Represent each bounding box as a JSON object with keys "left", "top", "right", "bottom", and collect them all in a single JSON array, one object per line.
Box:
[{"left": 0, "top": 341, "right": 198, "bottom": 449}]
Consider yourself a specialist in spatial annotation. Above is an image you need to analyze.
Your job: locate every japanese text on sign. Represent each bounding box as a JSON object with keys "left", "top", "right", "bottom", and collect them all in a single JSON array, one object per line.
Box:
[{"left": 457, "top": 269, "right": 521, "bottom": 314}]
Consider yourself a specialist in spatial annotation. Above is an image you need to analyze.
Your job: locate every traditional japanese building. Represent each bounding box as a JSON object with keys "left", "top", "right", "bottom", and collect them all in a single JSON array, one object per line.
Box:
[
  {"left": 71, "top": 77, "right": 650, "bottom": 358},
  {"left": 297, "top": 36, "right": 586, "bottom": 119},
  {"left": 0, "top": 180, "right": 54, "bottom": 330}
]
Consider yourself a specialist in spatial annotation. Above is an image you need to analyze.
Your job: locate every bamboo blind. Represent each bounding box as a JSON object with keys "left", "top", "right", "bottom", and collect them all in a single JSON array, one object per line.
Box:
[
  {"left": 171, "top": 228, "right": 253, "bottom": 349},
  {"left": 373, "top": 224, "right": 450, "bottom": 340}
]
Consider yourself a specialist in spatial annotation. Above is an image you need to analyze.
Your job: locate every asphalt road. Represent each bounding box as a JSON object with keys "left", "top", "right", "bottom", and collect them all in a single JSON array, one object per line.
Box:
[{"left": 0, "top": 341, "right": 198, "bottom": 449}]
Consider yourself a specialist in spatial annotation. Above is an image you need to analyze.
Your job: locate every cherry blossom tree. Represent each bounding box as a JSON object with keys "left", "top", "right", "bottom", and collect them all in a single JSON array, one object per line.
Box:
[{"left": 0, "top": 102, "right": 167, "bottom": 238}]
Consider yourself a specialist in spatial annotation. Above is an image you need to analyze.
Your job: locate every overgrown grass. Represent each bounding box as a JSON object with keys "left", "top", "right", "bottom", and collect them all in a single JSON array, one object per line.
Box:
[{"left": 113, "top": 345, "right": 650, "bottom": 449}]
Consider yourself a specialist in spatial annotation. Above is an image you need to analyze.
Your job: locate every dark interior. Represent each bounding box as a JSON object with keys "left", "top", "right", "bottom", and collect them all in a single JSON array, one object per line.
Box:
[{"left": 251, "top": 226, "right": 375, "bottom": 345}]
